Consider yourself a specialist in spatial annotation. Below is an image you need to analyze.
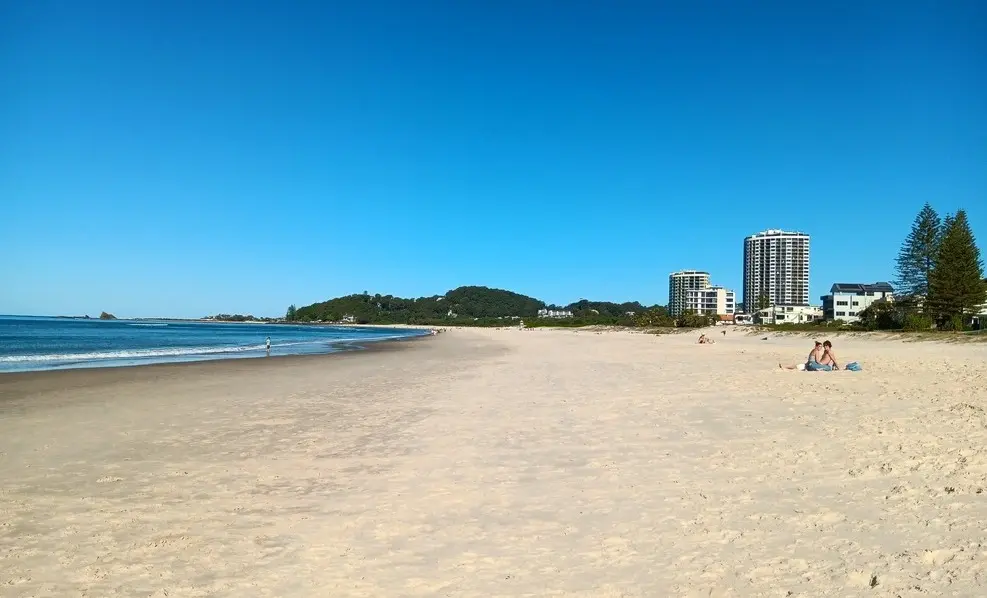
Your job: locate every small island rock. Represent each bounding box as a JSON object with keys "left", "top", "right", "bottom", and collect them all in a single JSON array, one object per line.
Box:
[{"left": 99, "top": 312, "right": 117, "bottom": 320}]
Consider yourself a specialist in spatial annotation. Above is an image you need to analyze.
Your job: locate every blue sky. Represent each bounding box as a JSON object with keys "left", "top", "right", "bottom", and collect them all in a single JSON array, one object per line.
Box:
[{"left": 2, "top": 1, "right": 985, "bottom": 318}]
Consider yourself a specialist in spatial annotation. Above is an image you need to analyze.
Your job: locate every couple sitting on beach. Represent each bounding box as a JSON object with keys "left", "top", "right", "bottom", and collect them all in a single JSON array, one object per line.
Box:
[{"left": 781, "top": 340, "right": 839, "bottom": 371}]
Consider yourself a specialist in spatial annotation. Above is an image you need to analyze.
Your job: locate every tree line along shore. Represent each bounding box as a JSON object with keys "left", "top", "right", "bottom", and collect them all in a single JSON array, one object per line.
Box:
[{"left": 282, "top": 286, "right": 722, "bottom": 330}]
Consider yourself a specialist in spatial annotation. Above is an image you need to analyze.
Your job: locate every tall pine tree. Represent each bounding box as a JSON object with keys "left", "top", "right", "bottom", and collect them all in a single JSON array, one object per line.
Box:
[
  {"left": 894, "top": 203, "right": 942, "bottom": 300},
  {"left": 926, "top": 210, "right": 986, "bottom": 327}
]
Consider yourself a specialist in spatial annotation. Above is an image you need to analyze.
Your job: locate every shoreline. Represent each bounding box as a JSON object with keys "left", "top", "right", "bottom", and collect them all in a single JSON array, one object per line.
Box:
[
  {"left": 0, "top": 322, "right": 432, "bottom": 376},
  {"left": 0, "top": 334, "right": 431, "bottom": 406}
]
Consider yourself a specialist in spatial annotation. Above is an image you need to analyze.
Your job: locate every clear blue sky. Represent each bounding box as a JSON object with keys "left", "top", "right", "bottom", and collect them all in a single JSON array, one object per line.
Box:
[{"left": 2, "top": 1, "right": 984, "bottom": 318}]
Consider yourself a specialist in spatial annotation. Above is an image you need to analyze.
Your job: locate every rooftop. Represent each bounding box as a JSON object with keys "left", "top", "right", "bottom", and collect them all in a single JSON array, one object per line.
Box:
[
  {"left": 669, "top": 270, "right": 710, "bottom": 277},
  {"left": 830, "top": 282, "right": 895, "bottom": 293},
  {"left": 746, "top": 229, "right": 810, "bottom": 239}
]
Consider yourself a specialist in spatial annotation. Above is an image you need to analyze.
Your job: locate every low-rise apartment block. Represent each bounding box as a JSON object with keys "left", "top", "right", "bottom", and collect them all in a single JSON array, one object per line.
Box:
[
  {"left": 685, "top": 286, "right": 736, "bottom": 316},
  {"left": 821, "top": 282, "right": 894, "bottom": 323},
  {"left": 756, "top": 304, "right": 824, "bottom": 325}
]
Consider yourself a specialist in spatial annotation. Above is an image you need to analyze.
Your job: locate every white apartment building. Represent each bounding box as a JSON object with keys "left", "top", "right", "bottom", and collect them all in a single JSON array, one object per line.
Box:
[
  {"left": 743, "top": 229, "right": 810, "bottom": 309},
  {"left": 685, "top": 286, "right": 736, "bottom": 316},
  {"left": 756, "top": 304, "right": 824, "bottom": 325},
  {"left": 668, "top": 270, "right": 711, "bottom": 316},
  {"left": 821, "top": 282, "right": 894, "bottom": 322}
]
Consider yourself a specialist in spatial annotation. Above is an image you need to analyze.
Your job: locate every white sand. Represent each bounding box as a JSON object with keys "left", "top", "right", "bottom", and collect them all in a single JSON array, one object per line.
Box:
[{"left": 2, "top": 329, "right": 987, "bottom": 596}]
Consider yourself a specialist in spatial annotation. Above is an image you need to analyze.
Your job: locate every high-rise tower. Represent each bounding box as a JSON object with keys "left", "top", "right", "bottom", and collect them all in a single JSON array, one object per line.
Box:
[{"left": 743, "top": 229, "right": 810, "bottom": 309}]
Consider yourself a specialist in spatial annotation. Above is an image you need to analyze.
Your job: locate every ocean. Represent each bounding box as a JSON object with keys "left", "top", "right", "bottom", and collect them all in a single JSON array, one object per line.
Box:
[{"left": 0, "top": 316, "right": 427, "bottom": 373}]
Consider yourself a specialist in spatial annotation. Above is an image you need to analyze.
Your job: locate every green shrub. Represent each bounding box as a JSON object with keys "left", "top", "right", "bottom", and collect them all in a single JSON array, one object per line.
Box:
[{"left": 903, "top": 313, "right": 934, "bottom": 331}]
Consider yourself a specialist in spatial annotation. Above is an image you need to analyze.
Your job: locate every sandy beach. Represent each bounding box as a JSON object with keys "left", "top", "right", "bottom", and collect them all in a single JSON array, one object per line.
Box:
[{"left": 2, "top": 328, "right": 986, "bottom": 596}]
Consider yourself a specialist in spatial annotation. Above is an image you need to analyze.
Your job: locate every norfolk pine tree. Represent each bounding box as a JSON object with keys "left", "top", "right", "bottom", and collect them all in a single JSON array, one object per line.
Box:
[
  {"left": 926, "top": 210, "right": 986, "bottom": 328},
  {"left": 894, "top": 203, "right": 942, "bottom": 301}
]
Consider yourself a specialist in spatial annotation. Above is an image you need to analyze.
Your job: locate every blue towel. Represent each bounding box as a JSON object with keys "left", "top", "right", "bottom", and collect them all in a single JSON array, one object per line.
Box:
[{"left": 845, "top": 361, "right": 862, "bottom": 371}]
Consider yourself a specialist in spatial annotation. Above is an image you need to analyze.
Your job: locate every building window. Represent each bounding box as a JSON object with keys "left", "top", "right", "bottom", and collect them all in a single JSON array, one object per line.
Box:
[
  {"left": 836, "top": 300, "right": 848, "bottom": 306},
  {"left": 836, "top": 311, "right": 846, "bottom": 317},
  {"left": 848, "top": 312, "right": 856, "bottom": 316}
]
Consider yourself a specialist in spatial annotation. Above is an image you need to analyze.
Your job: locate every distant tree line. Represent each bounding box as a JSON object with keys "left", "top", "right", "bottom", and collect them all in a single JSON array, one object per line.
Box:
[
  {"left": 630, "top": 306, "right": 720, "bottom": 328},
  {"left": 285, "top": 286, "right": 718, "bottom": 329},
  {"left": 857, "top": 204, "right": 986, "bottom": 331},
  {"left": 207, "top": 313, "right": 275, "bottom": 322}
]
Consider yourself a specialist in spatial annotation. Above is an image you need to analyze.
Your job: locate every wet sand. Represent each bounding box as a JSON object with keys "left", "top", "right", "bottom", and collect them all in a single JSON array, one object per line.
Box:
[{"left": 2, "top": 328, "right": 986, "bottom": 596}]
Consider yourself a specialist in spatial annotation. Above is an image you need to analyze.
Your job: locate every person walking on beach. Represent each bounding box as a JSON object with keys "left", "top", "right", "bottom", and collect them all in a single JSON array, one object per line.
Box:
[{"left": 265, "top": 336, "right": 271, "bottom": 354}]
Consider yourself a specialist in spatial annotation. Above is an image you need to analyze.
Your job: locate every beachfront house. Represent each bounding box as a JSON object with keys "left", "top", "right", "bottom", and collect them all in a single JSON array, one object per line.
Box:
[
  {"left": 537, "top": 309, "right": 573, "bottom": 319},
  {"left": 734, "top": 313, "right": 754, "bottom": 325},
  {"left": 974, "top": 279, "right": 987, "bottom": 329},
  {"left": 820, "top": 282, "right": 894, "bottom": 323},
  {"left": 756, "top": 304, "right": 824, "bottom": 325}
]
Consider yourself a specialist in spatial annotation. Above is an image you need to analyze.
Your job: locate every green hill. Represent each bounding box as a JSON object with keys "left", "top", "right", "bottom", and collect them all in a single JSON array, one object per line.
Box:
[
  {"left": 444, "top": 286, "right": 545, "bottom": 318},
  {"left": 292, "top": 286, "right": 544, "bottom": 325}
]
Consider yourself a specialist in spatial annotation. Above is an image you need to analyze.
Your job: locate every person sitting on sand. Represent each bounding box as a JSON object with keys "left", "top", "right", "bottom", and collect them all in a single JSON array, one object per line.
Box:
[
  {"left": 819, "top": 340, "right": 839, "bottom": 370},
  {"left": 780, "top": 341, "right": 827, "bottom": 371},
  {"left": 698, "top": 334, "right": 714, "bottom": 344}
]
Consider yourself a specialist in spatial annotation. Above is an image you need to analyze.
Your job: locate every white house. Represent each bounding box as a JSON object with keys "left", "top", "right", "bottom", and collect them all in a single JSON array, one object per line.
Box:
[
  {"left": 756, "top": 304, "right": 824, "bottom": 325},
  {"left": 537, "top": 309, "right": 573, "bottom": 319},
  {"left": 974, "top": 279, "right": 987, "bottom": 328},
  {"left": 734, "top": 313, "right": 755, "bottom": 325},
  {"left": 821, "top": 282, "right": 894, "bottom": 323}
]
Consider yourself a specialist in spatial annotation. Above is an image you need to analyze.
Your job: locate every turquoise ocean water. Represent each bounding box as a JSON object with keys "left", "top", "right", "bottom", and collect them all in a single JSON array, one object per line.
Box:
[{"left": 0, "top": 316, "right": 426, "bottom": 373}]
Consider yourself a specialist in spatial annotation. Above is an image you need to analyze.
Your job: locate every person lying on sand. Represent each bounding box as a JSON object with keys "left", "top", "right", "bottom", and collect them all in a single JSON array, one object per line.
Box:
[
  {"left": 698, "top": 334, "right": 714, "bottom": 344},
  {"left": 779, "top": 341, "right": 828, "bottom": 371}
]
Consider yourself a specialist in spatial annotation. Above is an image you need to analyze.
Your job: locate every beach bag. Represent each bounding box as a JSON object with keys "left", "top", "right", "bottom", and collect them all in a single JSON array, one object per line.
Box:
[{"left": 845, "top": 361, "right": 862, "bottom": 371}]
